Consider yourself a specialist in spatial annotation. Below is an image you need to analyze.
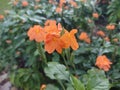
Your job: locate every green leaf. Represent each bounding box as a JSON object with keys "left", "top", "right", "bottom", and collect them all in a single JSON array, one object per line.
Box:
[
  {"left": 66, "top": 83, "right": 74, "bottom": 90},
  {"left": 67, "top": 86, "right": 74, "bottom": 90},
  {"left": 70, "top": 75, "right": 85, "bottom": 90},
  {"left": 83, "top": 68, "right": 110, "bottom": 90},
  {"left": 44, "top": 62, "right": 70, "bottom": 81},
  {"left": 46, "top": 84, "right": 59, "bottom": 90}
]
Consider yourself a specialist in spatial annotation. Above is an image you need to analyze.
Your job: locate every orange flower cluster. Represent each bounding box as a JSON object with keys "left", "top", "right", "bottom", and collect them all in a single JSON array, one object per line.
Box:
[
  {"left": 106, "top": 24, "right": 115, "bottom": 30},
  {"left": 79, "top": 32, "right": 91, "bottom": 44},
  {"left": 95, "top": 55, "right": 112, "bottom": 71},
  {"left": 22, "top": 1, "right": 29, "bottom": 7},
  {"left": 92, "top": 12, "right": 99, "bottom": 18},
  {"left": 27, "top": 20, "right": 79, "bottom": 54},
  {"left": 96, "top": 30, "right": 105, "bottom": 37}
]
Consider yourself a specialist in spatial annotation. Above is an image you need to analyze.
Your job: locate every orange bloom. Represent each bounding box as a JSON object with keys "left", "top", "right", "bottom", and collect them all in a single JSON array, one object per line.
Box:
[
  {"left": 57, "top": 23, "right": 62, "bottom": 31},
  {"left": 35, "top": 0, "right": 40, "bottom": 2},
  {"left": 59, "top": 0, "right": 66, "bottom": 7},
  {"left": 113, "top": 38, "right": 119, "bottom": 42},
  {"left": 22, "top": 1, "right": 29, "bottom": 7},
  {"left": 79, "top": 32, "right": 91, "bottom": 44},
  {"left": 106, "top": 25, "right": 111, "bottom": 30},
  {"left": 56, "top": 7, "right": 62, "bottom": 13},
  {"left": 44, "top": 20, "right": 61, "bottom": 34},
  {"left": 104, "top": 37, "right": 110, "bottom": 42},
  {"left": 16, "top": 51, "right": 21, "bottom": 55},
  {"left": 27, "top": 25, "right": 45, "bottom": 42},
  {"left": 88, "top": 19, "right": 92, "bottom": 23},
  {"left": 70, "top": 0, "right": 77, "bottom": 7},
  {"left": 80, "top": 0, "right": 87, "bottom": 3},
  {"left": 92, "top": 12, "right": 99, "bottom": 18},
  {"left": 49, "top": 0, "right": 55, "bottom": 4},
  {"left": 13, "top": 1, "right": 18, "bottom": 6},
  {"left": 96, "top": 30, "right": 105, "bottom": 37},
  {"left": 85, "top": 38, "right": 91, "bottom": 44},
  {"left": 106, "top": 24, "right": 115, "bottom": 30},
  {"left": 45, "top": 33, "right": 65, "bottom": 54},
  {"left": 61, "top": 29, "right": 79, "bottom": 50},
  {"left": 34, "top": 5, "right": 39, "bottom": 9},
  {"left": 6, "top": 40, "right": 12, "bottom": 44},
  {"left": 40, "top": 84, "right": 46, "bottom": 90},
  {"left": 79, "top": 32, "right": 88, "bottom": 40},
  {"left": 95, "top": 55, "right": 112, "bottom": 71},
  {"left": 44, "top": 20, "right": 56, "bottom": 26},
  {"left": 0, "top": 15, "right": 4, "bottom": 20}
]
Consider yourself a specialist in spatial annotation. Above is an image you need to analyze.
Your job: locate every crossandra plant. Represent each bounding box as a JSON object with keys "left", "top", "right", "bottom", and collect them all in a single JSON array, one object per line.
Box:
[
  {"left": 0, "top": 0, "right": 120, "bottom": 90},
  {"left": 26, "top": 19, "right": 111, "bottom": 90}
]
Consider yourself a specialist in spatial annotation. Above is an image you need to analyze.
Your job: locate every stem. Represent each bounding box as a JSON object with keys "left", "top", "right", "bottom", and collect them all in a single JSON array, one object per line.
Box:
[
  {"left": 37, "top": 43, "right": 47, "bottom": 64},
  {"left": 70, "top": 52, "right": 77, "bottom": 75},
  {"left": 61, "top": 53, "right": 69, "bottom": 69},
  {"left": 57, "top": 79, "right": 66, "bottom": 90},
  {"left": 65, "top": 48, "right": 71, "bottom": 60},
  {"left": 112, "top": 46, "right": 117, "bottom": 63}
]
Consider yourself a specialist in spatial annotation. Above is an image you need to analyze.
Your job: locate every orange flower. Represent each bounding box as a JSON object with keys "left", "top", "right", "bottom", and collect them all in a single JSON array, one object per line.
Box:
[
  {"left": 27, "top": 25, "right": 45, "bottom": 42},
  {"left": 92, "top": 12, "right": 99, "bottom": 18},
  {"left": 85, "top": 38, "right": 91, "bottom": 44},
  {"left": 40, "top": 84, "right": 46, "bottom": 90},
  {"left": 70, "top": 0, "right": 77, "bottom": 7},
  {"left": 61, "top": 29, "right": 79, "bottom": 50},
  {"left": 79, "top": 32, "right": 88, "bottom": 40},
  {"left": 35, "top": 0, "right": 40, "bottom": 2},
  {"left": 96, "top": 30, "right": 105, "bottom": 37},
  {"left": 49, "top": 0, "right": 55, "bottom": 4},
  {"left": 45, "top": 33, "right": 65, "bottom": 54},
  {"left": 57, "top": 23, "right": 62, "bottom": 31},
  {"left": 44, "top": 20, "right": 56, "bottom": 26},
  {"left": 56, "top": 7, "right": 62, "bottom": 13},
  {"left": 44, "top": 20, "right": 61, "bottom": 34},
  {"left": 16, "top": 51, "right": 21, "bottom": 55},
  {"left": 34, "top": 5, "right": 39, "bottom": 9},
  {"left": 113, "top": 38, "right": 119, "bottom": 42},
  {"left": 22, "top": 1, "right": 29, "bottom": 7},
  {"left": 104, "top": 37, "right": 110, "bottom": 42},
  {"left": 79, "top": 32, "right": 91, "bottom": 44},
  {"left": 106, "top": 24, "right": 115, "bottom": 30},
  {"left": 13, "top": 1, "right": 18, "bottom": 6},
  {"left": 6, "top": 40, "right": 12, "bottom": 44},
  {"left": 88, "top": 19, "right": 92, "bottom": 23},
  {"left": 95, "top": 55, "right": 112, "bottom": 71},
  {"left": 0, "top": 15, "right": 4, "bottom": 20},
  {"left": 80, "top": 0, "right": 87, "bottom": 3},
  {"left": 59, "top": 0, "right": 66, "bottom": 7}
]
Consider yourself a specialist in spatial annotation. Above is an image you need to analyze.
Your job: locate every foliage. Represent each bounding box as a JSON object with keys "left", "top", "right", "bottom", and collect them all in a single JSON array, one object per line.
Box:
[{"left": 107, "top": 0, "right": 120, "bottom": 23}]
